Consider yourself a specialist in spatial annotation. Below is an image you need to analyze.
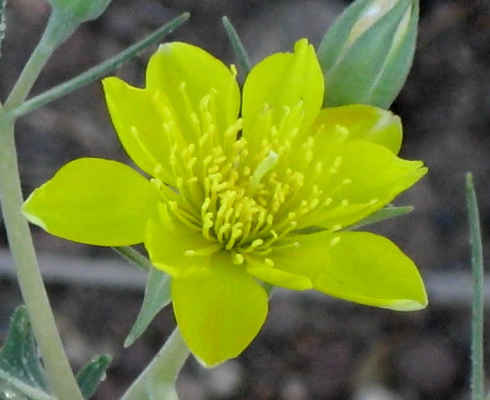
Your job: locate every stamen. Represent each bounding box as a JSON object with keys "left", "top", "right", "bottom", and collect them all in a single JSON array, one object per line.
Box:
[
  {"left": 184, "top": 243, "right": 222, "bottom": 256},
  {"left": 130, "top": 126, "right": 162, "bottom": 176}
]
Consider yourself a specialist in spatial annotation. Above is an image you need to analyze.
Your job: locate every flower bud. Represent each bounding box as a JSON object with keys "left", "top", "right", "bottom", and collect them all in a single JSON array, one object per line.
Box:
[
  {"left": 48, "top": 0, "right": 112, "bottom": 23},
  {"left": 317, "top": 0, "right": 418, "bottom": 109}
]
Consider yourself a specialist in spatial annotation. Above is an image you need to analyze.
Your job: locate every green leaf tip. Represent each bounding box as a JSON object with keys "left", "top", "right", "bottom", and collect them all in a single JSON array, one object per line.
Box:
[
  {"left": 222, "top": 16, "right": 252, "bottom": 78},
  {"left": 76, "top": 354, "right": 112, "bottom": 399}
]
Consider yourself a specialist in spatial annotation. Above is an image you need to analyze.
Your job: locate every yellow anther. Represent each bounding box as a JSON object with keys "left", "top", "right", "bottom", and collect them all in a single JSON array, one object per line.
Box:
[
  {"left": 232, "top": 252, "right": 244, "bottom": 265},
  {"left": 335, "top": 124, "right": 349, "bottom": 137}
]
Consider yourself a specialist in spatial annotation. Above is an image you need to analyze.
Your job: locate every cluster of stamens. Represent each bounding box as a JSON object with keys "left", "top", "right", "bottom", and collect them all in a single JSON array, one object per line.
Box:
[{"left": 136, "top": 85, "right": 370, "bottom": 263}]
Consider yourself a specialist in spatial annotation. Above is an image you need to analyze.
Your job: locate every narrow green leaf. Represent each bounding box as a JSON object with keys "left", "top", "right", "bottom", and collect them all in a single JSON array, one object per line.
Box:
[
  {"left": 0, "top": 307, "right": 54, "bottom": 400},
  {"left": 222, "top": 16, "right": 252, "bottom": 78},
  {"left": 76, "top": 355, "right": 112, "bottom": 399},
  {"left": 5, "top": 12, "right": 190, "bottom": 123},
  {"left": 466, "top": 173, "right": 485, "bottom": 400},
  {"left": 125, "top": 268, "right": 172, "bottom": 347},
  {"left": 113, "top": 246, "right": 153, "bottom": 271},
  {"left": 346, "top": 205, "right": 414, "bottom": 231}
]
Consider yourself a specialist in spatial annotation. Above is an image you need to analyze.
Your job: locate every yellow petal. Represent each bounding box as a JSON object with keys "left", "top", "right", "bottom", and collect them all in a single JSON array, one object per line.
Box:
[
  {"left": 22, "top": 158, "right": 159, "bottom": 246},
  {"left": 312, "top": 104, "right": 403, "bottom": 154},
  {"left": 330, "top": 140, "right": 426, "bottom": 203},
  {"left": 242, "top": 39, "right": 324, "bottom": 147},
  {"left": 246, "top": 258, "right": 313, "bottom": 291},
  {"left": 271, "top": 231, "right": 427, "bottom": 310},
  {"left": 315, "top": 232, "right": 428, "bottom": 310},
  {"left": 145, "top": 206, "right": 218, "bottom": 277},
  {"left": 102, "top": 77, "right": 176, "bottom": 183},
  {"left": 172, "top": 252, "right": 268, "bottom": 366},
  {"left": 307, "top": 140, "right": 427, "bottom": 229},
  {"left": 146, "top": 42, "right": 240, "bottom": 142}
]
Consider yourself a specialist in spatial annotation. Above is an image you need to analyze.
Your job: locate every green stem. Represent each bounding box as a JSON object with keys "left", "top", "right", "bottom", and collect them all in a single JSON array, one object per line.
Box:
[
  {"left": 466, "top": 173, "right": 485, "bottom": 400},
  {"left": 0, "top": 123, "right": 84, "bottom": 400},
  {"left": 121, "top": 327, "right": 190, "bottom": 400},
  {"left": 0, "top": 8, "right": 86, "bottom": 400}
]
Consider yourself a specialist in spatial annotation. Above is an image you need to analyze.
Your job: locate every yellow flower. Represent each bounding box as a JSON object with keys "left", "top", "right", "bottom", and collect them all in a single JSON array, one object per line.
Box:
[{"left": 23, "top": 39, "right": 427, "bottom": 366}]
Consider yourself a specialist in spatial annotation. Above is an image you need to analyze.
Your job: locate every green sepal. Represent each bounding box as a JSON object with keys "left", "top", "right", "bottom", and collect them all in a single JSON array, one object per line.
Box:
[
  {"left": 125, "top": 268, "right": 172, "bottom": 347},
  {"left": 0, "top": 307, "right": 53, "bottom": 400},
  {"left": 76, "top": 355, "right": 112, "bottom": 399},
  {"left": 318, "top": 0, "right": 418, "bottom": 108}
]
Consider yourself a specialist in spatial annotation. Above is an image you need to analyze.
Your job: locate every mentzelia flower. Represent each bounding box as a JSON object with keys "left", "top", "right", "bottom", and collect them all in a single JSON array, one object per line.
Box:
[{"left": 23, "top": 39, "right": 428, "bottom": 366}]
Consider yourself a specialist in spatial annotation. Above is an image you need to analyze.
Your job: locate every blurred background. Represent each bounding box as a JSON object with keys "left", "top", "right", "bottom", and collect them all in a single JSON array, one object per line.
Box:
[{"left": 1, "top": 0, "right": 490, "bottom": 399}]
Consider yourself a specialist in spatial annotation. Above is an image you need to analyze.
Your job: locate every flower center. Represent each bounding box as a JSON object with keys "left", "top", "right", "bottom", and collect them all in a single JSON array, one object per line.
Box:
[{"left": 151, "top": 90, "right": 359, "bottom": 262}]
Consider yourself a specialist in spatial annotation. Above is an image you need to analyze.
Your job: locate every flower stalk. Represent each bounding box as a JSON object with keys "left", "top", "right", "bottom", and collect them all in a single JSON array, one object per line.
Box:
[
  {"left": 121, "top": 327, "right": 190, "bottom": 400},
  {"left": 0, "top": 121, "right": 84, "bottom": 400},
  {"left": 0, "top": 7, "right": 89, "bottom": 400}
]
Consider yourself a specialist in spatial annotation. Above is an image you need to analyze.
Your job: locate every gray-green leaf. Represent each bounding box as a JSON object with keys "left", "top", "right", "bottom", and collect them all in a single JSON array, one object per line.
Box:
[
  {"left": 0, "top": 307, "right": 54, "bottom": 400},
  {"left": 0, "top": 307, "right": 112, "bottom": 400}
]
